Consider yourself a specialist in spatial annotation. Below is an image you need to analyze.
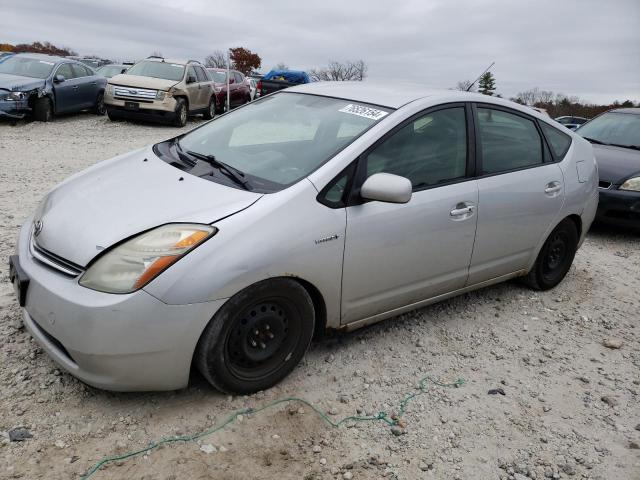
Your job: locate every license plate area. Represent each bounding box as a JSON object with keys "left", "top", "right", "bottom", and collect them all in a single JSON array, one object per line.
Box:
[
  {"left": 9, "top": 255, "right": 29, "bottom": 307},
  {"left": 124, "top": 101, "right": 140, "bottom": 111}
]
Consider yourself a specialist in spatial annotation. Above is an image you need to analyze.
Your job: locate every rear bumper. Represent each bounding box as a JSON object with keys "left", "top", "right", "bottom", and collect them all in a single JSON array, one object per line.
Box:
[
  {"left": 0, "top": 99, "right": 29, "bottom": 119},
  {"left": 14, "top": 220, "right": 226, "bottom": 391},
  {"left": 596, "top": 188, "right": 640, "bottom": 228}
]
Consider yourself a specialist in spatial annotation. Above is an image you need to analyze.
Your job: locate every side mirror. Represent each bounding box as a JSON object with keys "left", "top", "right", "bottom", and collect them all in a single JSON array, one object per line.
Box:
[
  {"left": 187, "top": 75, "right": 196, "bottom": 84},
  {"left": 228, "top": 77, "right": 235, "bottom": 84},
  {"left": 360, "top": 173, "right": 412, "bottom": 204},
  {"left": 121, "top": 68, "right": 127, "bottom": 74},
  {"left": 53, "top": 74, "right": 66, "bottom": 83}
]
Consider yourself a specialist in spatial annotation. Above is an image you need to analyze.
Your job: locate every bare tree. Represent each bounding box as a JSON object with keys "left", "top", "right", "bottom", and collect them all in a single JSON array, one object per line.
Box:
[
  {"left": 150, "top": 51, "right": 163, "bottom": 58},
  {"left": 274, "top": 62, "right": 289, "bottom": 70},
  {"left": 309, "top": 60, "right": 368, "bottom": 81},
  {"left": 454, "top": 80, "right": 475, "bottom": 92},
  {"left": 204, "top": 50, "right": 227, "bottom": 68}
]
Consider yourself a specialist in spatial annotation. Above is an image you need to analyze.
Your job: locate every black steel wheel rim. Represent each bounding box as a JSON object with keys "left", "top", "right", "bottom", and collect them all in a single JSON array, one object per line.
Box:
[
  {"left": 542, "top": 231, "right": 569, "bottom": 281},
  {"left": 224, "top": 298, "right": 301, "bottom": 381}
]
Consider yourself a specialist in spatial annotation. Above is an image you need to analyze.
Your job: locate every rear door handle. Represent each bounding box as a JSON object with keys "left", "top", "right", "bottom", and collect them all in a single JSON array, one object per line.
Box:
[{"left": 544, "top": 181, "right": 562, "bottom": 195}]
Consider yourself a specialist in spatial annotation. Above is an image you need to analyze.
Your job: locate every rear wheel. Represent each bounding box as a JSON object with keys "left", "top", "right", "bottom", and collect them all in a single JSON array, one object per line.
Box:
[
  {"left": 33, "top": 97, "right": 53, "bottom": 122},
  {"left": 203, "top": 96, "right": 216, "bottom": 120},
  {"left": 523, "top": 218, "right": 578, "bottom": 290},
  {"left": 195, "top": 279, "right": 315, "bottom": 394},
  {"left": 173, "top": 98, "right": 188, "bottom": 127}
]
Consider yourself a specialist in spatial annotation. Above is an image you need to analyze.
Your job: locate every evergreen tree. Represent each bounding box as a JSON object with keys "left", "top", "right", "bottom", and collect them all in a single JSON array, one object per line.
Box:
[{"left": 478, "top": 71, "right": 496, "bottom": 96}]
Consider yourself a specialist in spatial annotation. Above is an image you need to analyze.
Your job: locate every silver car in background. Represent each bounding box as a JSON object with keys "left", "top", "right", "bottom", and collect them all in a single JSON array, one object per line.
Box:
[{"left": 9, "top": 83, "right": 598, "bottom": 393}]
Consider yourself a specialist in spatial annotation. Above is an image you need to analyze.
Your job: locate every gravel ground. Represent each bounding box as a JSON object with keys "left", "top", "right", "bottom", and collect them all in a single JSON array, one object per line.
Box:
[{"left": 0, "top": 114, "right": 639, "bottom": 480}]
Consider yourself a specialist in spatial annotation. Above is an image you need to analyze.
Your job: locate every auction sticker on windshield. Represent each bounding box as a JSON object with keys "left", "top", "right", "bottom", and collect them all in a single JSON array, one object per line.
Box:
[{"left": 339, "top": 104, "right": 388, "bottom": 120}]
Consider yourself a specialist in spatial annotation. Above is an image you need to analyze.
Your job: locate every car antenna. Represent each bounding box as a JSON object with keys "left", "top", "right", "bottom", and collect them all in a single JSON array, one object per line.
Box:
[{"left": 466, "top": 61, "right": 495, "bottom": 92}]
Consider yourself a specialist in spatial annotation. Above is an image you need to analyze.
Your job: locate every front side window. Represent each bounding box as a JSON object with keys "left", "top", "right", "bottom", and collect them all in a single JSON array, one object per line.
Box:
[
  {"left": 577, "top": 112, "right": 640, "bottom": 149},
  {"left": 125, "top": 60, "right": 185, "bottom": 81},
  {"left": 477, "top": 107, "right": 543, "bottom": 174},
  {"left": 174, "top": 93, "right": 391, "bottom": 191},
  {"left": 71, "top": 63, "right": 89, "bottom": 77},
  {"left": 365, "top": 107, "right": 468, "bottom": 190},
  {"left": 56, "top": 63, "right": 75, "bottom": 79},
  {"left": 209, "top": 70, "right": 226, "bottom": 83},
  {"left": 0, "top": 56, "right": 56, "bottom": 79}
]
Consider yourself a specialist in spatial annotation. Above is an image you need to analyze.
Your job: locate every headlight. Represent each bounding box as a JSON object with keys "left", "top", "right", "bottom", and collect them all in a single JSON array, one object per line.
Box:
[
  {"left": 620, "top": 177, "right": 640, "bottom": 192},
  {"left": 79, "top": 224, "right": 216, "bottom": 293},
  {"left": 6, "top": 91, "right": 27, "bottom": 101},
  {"left": 156, "top": 90, "right": 166, "bottom": 100},
  {"left": 105, "top": 84, "right": 114, "bottom": 95}
]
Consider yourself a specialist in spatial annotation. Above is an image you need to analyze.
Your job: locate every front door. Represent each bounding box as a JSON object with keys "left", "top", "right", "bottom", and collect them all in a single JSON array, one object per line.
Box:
[
  {"left": 52, "top": 63, "right": 81, "bottom": 113},
  {"left": 467, "top": 105, "right": 565, "bottom": 284},
  {"left": 341, "top": 105, "right": 478, "bottom": 324}
]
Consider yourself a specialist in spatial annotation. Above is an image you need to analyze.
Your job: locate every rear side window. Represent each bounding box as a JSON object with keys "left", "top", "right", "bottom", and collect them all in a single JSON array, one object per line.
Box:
[
  {"left": 477, "top": 108, "right": 542, "bottom": 174},
  {"left": 540, "top": 122, "right": 572, "bottom": 159},
  {"left": 234, "top": 72, "right": 243, "bottom": 83}
]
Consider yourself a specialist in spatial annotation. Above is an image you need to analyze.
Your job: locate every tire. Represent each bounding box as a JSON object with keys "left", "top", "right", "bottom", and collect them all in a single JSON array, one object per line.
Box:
[
  {"left": 203, "top": 96, "right": 216, "bottom": 120},
  {"left": 195, "top": 278, "right": 315, "bottom": 394},
  {"left": 106, "top": 108, "right": 120, "bottom": 121},
  {"left": 173, "top": 98, "right": 188, "bottom": 127},
  {"left": 94, "top": 92, "right": 106, "bottom": 115},
  {"left": 33, "top": 97, "right": 53, "bottom": 122},
  {"left": 523, "top": 218, "right": 578, "bottom": 290}
]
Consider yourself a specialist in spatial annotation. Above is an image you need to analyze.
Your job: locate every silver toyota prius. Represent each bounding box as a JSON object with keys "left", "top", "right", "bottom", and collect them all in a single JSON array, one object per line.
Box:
[{"left": 9, "top": 83, "right": 599, "bottom": 393}]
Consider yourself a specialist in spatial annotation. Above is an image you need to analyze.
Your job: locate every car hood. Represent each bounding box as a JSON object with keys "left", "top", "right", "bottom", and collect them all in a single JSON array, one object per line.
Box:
[
  {"left": 34, "top": 147, "right": 262, "bottom": 267},
  {"left": 108, "top": 74, "right": 180, "bottom": 91},
  {"left": 0, "top": 73, "right": 45, "bottom": 91},
  {"left": 593, "top": 144, "right": 640, "bottom": 184}
]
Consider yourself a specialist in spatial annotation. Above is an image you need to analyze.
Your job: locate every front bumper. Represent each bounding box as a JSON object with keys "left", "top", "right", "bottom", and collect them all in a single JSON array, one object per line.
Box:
[
  {"left": 14, "top": 221, "right": 226, "bottom": 391},
  {"left": 0, "top": 99, "right": 29, "bottom": 119},
  {"left": 596, "top": 187, "right": 640, "bottom": 228},
  {"left": 104, "top": 92, "right": 177, "bottom": 113}
]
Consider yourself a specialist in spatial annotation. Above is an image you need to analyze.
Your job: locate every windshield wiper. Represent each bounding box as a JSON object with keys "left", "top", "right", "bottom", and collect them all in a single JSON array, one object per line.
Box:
[
  {"left": 582, "top": 137, "right": 609, "bottom": 146},
  {"left": 612, "top": 144, "right": 640, "bottom": 151},
  {"left": 185, "top": 150, "right": 252, "bottom": 190}
]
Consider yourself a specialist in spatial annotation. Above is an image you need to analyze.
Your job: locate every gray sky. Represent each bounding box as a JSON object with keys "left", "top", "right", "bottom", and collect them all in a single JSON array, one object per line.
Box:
[{"left": 3, "top": 0, "right": 639, "bottom": 104}]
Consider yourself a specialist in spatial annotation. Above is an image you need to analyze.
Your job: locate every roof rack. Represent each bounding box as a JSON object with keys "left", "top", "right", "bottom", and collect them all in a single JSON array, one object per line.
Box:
[{"left": 147, "top": 55, "right": 164, "bottom": 61}]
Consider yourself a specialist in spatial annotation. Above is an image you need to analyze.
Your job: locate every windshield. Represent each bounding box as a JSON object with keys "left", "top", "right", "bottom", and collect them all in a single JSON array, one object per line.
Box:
[
  {"left": 175, "top": 92, "right": 391, "bottom": 191},
  {"left": 209, "top": 70, "right": 226, "bottom": 83},
  {"left": 97, "top": 65, "right": 125, "bottom": 78},
  {"left": 126, "top": 60, "right": 185, "bottom": 81},
  {"left": 578, "top": 112, "right": 640, "bottom": 148},
  {"left": 0, "top": 56, "right": 55, "bottom": 79}
]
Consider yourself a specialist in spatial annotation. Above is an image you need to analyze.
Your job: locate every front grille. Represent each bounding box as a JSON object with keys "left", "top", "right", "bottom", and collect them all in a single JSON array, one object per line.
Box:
[
  {"left": 30, "top": 237, "right": 83, "bottom": 277},
  {"left": 113, "top": 85, "right": 157, "bottom": 100},
  {"left": 599, "top": 181, "right": 612, "bottom": 189}
]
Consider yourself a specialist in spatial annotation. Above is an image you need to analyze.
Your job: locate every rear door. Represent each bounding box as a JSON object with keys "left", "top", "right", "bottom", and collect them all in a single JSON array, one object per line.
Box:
[
  {"left": 194, "top": 66, "right": 212, "bottom": 108},
  {"left": 468, "top": 104, "right": 564, "bottom": 284},
  {"left": 71, "top": 63, "right": 97, "bottom": 109},
  {"left": 341, "top": 104, "right": 479, "bottom": 324}
]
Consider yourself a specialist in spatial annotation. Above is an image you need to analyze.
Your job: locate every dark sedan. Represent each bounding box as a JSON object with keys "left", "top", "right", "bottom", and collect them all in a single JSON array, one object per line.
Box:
[
  {"left": 0, "top": 53, "right": 107, "bottom": 121},
  {"left": 577, "top": 108, "right": 640, "bottom": 228}
]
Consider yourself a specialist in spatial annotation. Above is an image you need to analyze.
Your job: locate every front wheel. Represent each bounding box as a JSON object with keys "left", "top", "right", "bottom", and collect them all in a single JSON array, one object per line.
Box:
[
  {"left": 173, "top": 98, "right": 188, "bottom": 127},
  {"left": 195, "top": 279, "right": 315, "bottom": 394},
  {"left": 33, "top": 97, "right": 53, "bottom": 122},
  {"left": 523, "top": 218, "right": 578, "bottom": 290}
]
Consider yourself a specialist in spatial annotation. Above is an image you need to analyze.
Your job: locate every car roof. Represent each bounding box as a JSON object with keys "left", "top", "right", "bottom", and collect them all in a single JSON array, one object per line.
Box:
[
  {"left": 145, "top": 58, "right": 199, "bottom": 66},
  {"left": 13, "top": 52, "right": 68, "bottom": 64},
  {"left": 287, "top": 81, "right": 552, "bottom": 115}
]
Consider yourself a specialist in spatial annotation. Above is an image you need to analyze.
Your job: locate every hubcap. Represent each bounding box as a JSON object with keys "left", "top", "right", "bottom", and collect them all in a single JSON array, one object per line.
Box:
[
  {"left": 543, "top": 232, "right": 568, "bottom": 278},
  {"left": 224, "top": 300, "right": 299, "bottom": 380},
  {"left": 180, "top": 107, "right": 187, "bottom": 123}
]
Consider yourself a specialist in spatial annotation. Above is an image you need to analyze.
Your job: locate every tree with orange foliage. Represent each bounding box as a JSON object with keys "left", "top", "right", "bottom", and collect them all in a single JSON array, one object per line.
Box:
[{"left": 229, "top": 47, "right": 261, "bottom": 75}]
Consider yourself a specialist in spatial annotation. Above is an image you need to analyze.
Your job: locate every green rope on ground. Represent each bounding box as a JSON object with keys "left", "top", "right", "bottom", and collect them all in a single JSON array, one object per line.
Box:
[{"left": 80, "top": 375, "right": 464, "bottom": 479}]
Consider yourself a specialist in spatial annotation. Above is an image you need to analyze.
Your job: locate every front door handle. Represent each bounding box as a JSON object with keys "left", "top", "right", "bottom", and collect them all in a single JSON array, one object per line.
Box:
[
  {"left": 544, "top": 181, "right": 562, "bottom": 195},
  {"left": 450, "top": 203, "right": 476, "bottom": 218}
]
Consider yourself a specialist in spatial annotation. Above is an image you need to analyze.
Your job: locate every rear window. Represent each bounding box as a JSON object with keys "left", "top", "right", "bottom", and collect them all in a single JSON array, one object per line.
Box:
[{"left": 540, "top": 122, "right": 572, "bottom": 159}]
